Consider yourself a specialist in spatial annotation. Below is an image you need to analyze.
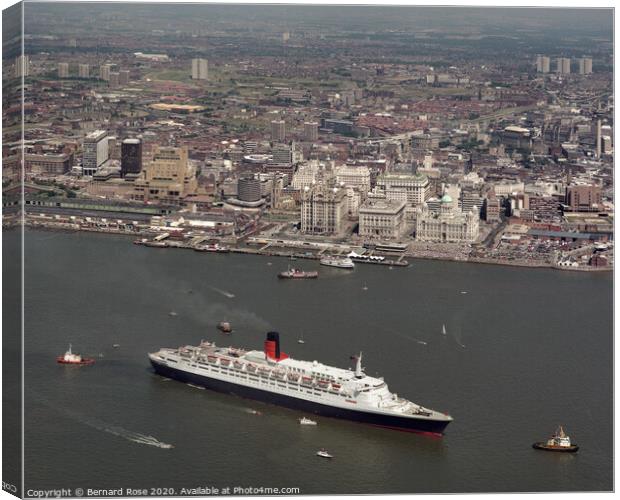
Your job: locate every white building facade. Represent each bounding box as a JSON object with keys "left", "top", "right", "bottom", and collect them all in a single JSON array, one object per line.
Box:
[
  {"left": 300, "top": 184, "right": 347, "bottom": 235},
  {"left": 359, "top": 198, "right": 407, "bottom": 239},
  {"left": 415, "top": 195, "right": 479, "bottom": 243},
  {"left": 376, "top": 173, "right": 430, "bottom": 206}
]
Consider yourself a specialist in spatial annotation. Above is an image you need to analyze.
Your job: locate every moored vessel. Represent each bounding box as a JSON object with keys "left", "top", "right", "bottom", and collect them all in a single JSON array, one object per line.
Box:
[
  {"left": 299, "top": 417, "right": 317, "bottom": 425},
  {"left": 195, "top": 243, "right": 230, "bottom": 253},
  {"left": 533, "top": 426, "right": 579, "bottom": 453},
  {"left": 148, "top": 332, "right": 453, "bottom": 435},
  {"left": 278, "top": 267, "right": 318, "bottom": 279},
  {"left": 320, "top": 256, "right": 355, "bottom": 269},
  {"left": 56, "top": 344, "right": 95, "bottom": 365}
]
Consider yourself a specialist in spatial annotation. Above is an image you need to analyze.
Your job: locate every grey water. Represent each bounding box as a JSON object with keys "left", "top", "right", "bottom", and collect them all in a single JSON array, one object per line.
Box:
[{"left": 10, "top": 229, "right": 613, "bottom": 493}]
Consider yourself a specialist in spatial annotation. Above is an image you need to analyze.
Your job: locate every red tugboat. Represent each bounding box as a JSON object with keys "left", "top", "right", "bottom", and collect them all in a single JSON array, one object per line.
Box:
[
  {"left": 56, "top": 344, "right": 95, "bottom": 365},
  {"left": 278, "top": 267, "right": 319, "bottom": 279}
]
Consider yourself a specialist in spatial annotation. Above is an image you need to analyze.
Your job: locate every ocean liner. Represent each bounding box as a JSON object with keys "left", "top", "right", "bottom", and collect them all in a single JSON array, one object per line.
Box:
[{"left": 148, "top": 332, "right": 452, "bottom": 435}]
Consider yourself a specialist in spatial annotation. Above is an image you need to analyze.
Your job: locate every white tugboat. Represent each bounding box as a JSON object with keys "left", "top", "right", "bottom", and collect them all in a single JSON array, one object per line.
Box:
[{"left": 533, "top": 426, "right": 579, "bottom": 453}]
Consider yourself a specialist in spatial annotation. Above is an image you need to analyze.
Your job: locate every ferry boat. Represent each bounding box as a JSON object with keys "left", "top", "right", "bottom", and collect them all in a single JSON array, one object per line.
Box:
[
  {"left": 319, "top": 256, "right": 355, "bottom": 269},
  {"left": 278, "top": 268, "right": 319, "bottom": 279},
  {"left": 195, "top": 243, "right": 230, "bottom": 253},
  {"left": 532, "top": 426, "right": 579, "bottom": 453},
  {"left": 57, "top": 344, "right": 95, "bottom": 365},
  {"left": 320, "top": 256, "right": 355, "bottom": 269},
  {"left": 148, "top": 332, "right": 453, "bottom": 435}
]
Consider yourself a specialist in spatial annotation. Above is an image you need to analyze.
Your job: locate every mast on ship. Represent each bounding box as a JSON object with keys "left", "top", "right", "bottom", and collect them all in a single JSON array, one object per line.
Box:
[{"left": 355, "top": 352, "right": 364, "bottom": 378}]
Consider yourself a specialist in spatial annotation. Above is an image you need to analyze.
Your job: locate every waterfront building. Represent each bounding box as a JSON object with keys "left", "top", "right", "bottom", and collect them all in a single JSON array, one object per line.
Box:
[
  {"left": 415, "top": 195, "right": 479, "bottom": 243},
  {"left": 15, "top": 55, "right": 30, "bottom": 77},
  {"left": 78, "top": 64, "right": 90, "bottom": 78},
  {"left": 191, "top": 58, "right": 208, "bottom": 80},
  {"left": 375, "top": 172, "right": 430, "bottom": 206},
  {"left": 271, "top": 120, "right": 286, "bottom": 142},
  {"left": 359, "top": 198, "right": 407, "bottom": 239},
  {"left": 132, "top": 146, "right": 197, "bottom": 205},
  {"left": 58, "top": 62, "right": 69, "bottom": 78},
  {"left": 82, "top": 130, "right": 109, "bottom": 176},
  {"left": 121, "top": 138, "right": 142, "bottom": 178},
  {"left": 303, "top": 122, "right": 319, "bottom": 142},
  {"left": 335, "top": 165, "right": 371, "bottom": 193},
  {"left": 300, "top": 183, "right": 347, "bottom": 236},
  {"left": 100, "top": 64, "right": 112, "bottom": 81}
]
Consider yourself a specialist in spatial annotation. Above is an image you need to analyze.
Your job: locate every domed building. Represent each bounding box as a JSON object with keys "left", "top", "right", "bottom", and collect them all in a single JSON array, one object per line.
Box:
[{"left": 415, "top": 194, "right": 479, "bottom": 243}]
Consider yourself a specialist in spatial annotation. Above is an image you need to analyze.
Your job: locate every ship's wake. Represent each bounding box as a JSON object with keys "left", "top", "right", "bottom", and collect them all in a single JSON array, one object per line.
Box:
[
  {"left": 186, "top": 383, "right": 205, "bottom": 390},
  {"left": 97, "top": 423, "right": 175, "bottom": 449},
  {"left": 209, "top": 286, "right": 236, "bottom": 299},
  {"left": 32, "top": 392, "right": 174, "bottom": 449}
]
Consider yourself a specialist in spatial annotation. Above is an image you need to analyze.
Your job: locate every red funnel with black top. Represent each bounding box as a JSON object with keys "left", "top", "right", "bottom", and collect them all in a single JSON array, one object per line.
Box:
[{"left": 264, "top": 332, "right": 288, "bottom": 361}]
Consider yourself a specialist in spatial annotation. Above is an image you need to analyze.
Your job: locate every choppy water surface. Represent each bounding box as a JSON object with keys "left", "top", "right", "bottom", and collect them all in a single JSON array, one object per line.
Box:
[{"left": 16, "top": 230, "right": 612, "bottom": 493}]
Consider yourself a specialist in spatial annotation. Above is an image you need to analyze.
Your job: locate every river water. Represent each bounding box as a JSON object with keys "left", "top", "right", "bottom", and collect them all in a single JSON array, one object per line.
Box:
[{"left": 12, "top": 229, "right": 613, "bottom": 494}]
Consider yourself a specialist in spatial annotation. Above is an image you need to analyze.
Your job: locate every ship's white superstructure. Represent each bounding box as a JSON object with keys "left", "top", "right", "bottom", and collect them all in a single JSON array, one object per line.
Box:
[{"left": 148, "top": 339, "right": 451, "bottom": 426}]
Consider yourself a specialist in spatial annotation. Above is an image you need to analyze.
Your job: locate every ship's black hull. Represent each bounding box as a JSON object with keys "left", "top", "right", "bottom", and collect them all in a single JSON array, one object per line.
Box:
[{"left": 150, "top": 360, "right": 450, "bottom": 435}]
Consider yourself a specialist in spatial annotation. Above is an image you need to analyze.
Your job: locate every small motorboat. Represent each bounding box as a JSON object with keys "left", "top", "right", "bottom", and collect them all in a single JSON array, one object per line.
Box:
[
  {"left": 217, "top": 321, "right": 232, "bottom": 333},
  {"left": 56, "top": 344, "right": 95, "bottom": 365},
  {"left": 298, "top": 334, "right": 305, "bottom": 344},
  {"left": 533, "top": 426, "right": 579, "bottom": 453},
  {"left": 316, "top": 449, "right": 333, "bottom": 459},
  {"left": 299, "top": 417, "right": 317, "bottom": 426},
  {"left": 169, "top": 311, "right": 178, "bottom": 317},
  {"left": 362, "top": 284, "right": 368, "bottom": 291},
  {"left": 441, "top": 324, "right": 447, "bottom": 335},
  {"left": 112, "top": 344, "right": 120, "bottom": 348}
]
